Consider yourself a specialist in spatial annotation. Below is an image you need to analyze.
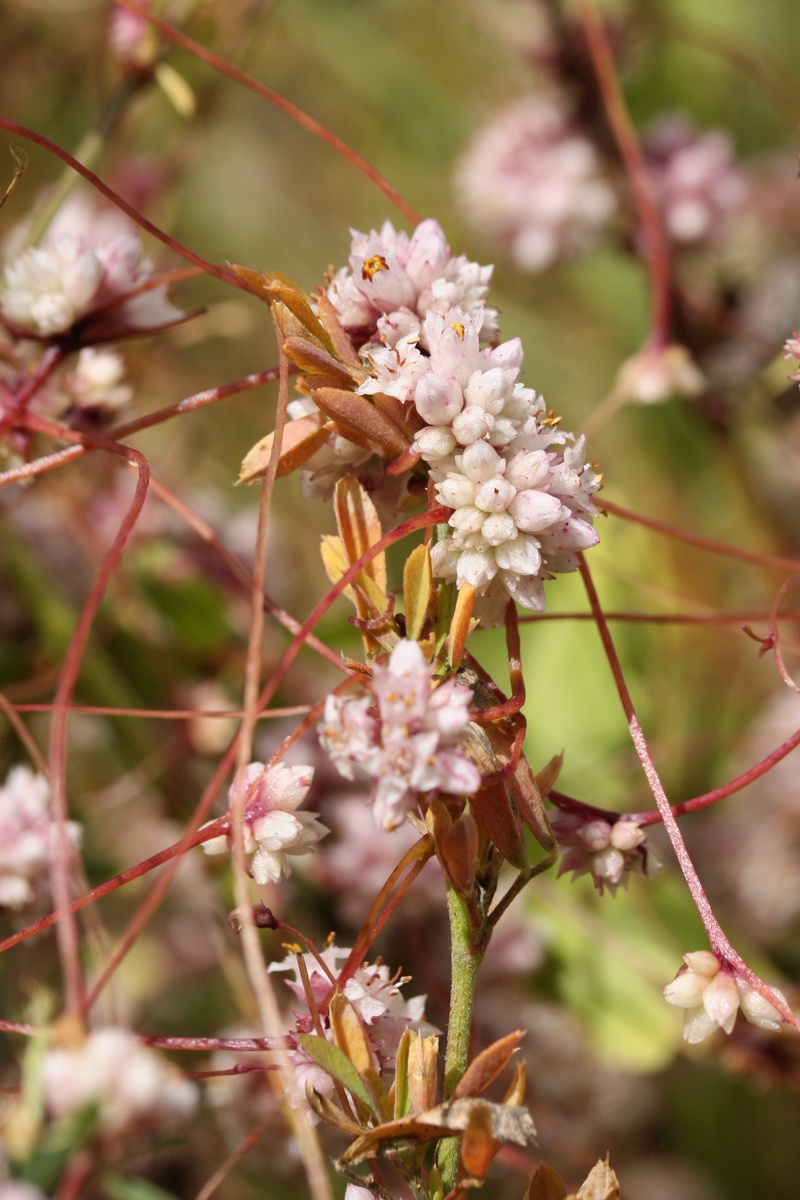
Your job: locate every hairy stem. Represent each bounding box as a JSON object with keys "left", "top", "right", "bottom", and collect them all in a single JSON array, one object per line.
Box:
[{"left": 437, "top": 882, "right": 486, "bottom": 1192}]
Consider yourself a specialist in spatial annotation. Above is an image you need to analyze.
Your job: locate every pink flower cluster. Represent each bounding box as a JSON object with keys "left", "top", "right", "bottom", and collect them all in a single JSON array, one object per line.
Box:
[
  {"left": 316, "top": 219, "right": 602, "bottom": 624},
  {"left": 0, "top": 198, "right": 183, "bottom": 341},
  {"left": 318, "top": 640, "right": 481, "bottom": 830},
  {"left": 454, "top": 96, "right": 617, "bottom": 272},
  {"left": 268, "top": 943, "right": 428, "bottom": 1099},
  {"left": 552, "top": 813, "right": 661, "bottom": 896},
  {"left": 643, "top": 114, "right": 749, "bottom": 247},
  {"left": 202, "top": 761, "right": 328, "bottom": 884},
  {"left": 42, "top": 1027, "right": 197, "bottom": 1138},
  {"left": 362, "top": 303, "right": 600, "bottom": 623},
  {"left": 327, "top": 217, "right": 498, "bottom": 347},
  {"left": 0, "top": 766, "right": 81, "bottom": 911}
]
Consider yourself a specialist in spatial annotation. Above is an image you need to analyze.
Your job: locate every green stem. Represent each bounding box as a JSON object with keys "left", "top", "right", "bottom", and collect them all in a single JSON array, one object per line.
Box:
[{"left": 436, "top": 882, "right": 486, "bottom": 1192}]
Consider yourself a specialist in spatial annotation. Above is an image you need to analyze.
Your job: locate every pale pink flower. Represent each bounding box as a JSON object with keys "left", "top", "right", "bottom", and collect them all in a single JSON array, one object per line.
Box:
[
  {"left": 664, "top": 951, "right": 786, "bottom": 1044},
  {"left": 613, "top": 343, "right": 706, "bottom": 405},
  {"left": 0, "top": 766, "right": 82, "bottom": 911},
  {"left": 42, "top": 1027, "right": 197, "bottom": 1137},
  {"left": 643, "top": 114, "right": 749, "bottom": 247},
  {"left": 202, "top": 761, "right": 328, "bottom": 884},
  {"left": 1, "top": 200, "right": 184, "bottom": 341},
  {"left": 326, "top": 218, "right": 498, "bottom": 346},
  {"left": 269, "top": 943, "right": 429, "bottom": 1086},
  {"left": 553, "top": 813, "right": 661, "bottom": 896},
  {"left": 455, "top": 96, "right": 617, "bottom": 271},
  {"left": 318, "top": 640, "right": 481, "bottom": 829}
]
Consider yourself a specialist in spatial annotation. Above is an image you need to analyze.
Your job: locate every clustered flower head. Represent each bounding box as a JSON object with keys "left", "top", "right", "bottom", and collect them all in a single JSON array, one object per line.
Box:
[
  {"left": 552, "top": 813, "right": 661, "bottom": 896},
  {"left": 268, "top": 943, "right": 428, "bottom": 1098},
  {"left": 0, "top": 766, "right": 82, "bottom": 911},
  {"left": 42, "top": 1027, "right": 198, "bottom": 1138},
  {"left": 298, "top": 218, "right": 601, "bottom": 623},
  {"left": 643, "top": 114, "right": 749, "bottom": 247},
  {"left": 326, "top": 217, "right": 498, "bottom": 347},
  {"left": 202, "top": 761, "right": 328, "bottom": 884},
  {"left": 0, "top": 201, "right": 183, "bottom": 341},
  {"left": 663, "top": 951, "right": 787, "bottom": 1044},
  {"left": 454, "top": 96, "right": 617, "bottom": 272},
  {"left": 318, "top": 639, "right": 481, "bottom": 830}
]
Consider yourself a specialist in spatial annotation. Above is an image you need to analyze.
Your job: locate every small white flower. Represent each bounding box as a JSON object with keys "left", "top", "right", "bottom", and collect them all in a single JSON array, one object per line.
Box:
[
  {"left": 0, "top": 766, "right": 82, "bottom": 911},
  {"left": 318, "top": 641, "right": 481, "bottom": 830},
  {"left": 42, "top": 1027, "right": 197, "bottom": 1138},
  {"left": 202, "top": 761, "right": 328, "bottom": 884},
  {"left": 664, "top": 952, "right": 787, "bottom": 1044}
]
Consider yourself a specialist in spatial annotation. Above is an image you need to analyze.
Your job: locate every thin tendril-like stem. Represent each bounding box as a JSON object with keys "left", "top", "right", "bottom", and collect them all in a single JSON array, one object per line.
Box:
[
  {"left": 600, "top": 496, "right": 800, "bottom": 573},
  {"left": 112, "top": 0, "right": 420, "bottom": 227},
  {"left": 49, "top": 436, "right": 150, "bottom": 1016},
  {"left": 578, "top": 0, "right": 671, "bottom": 347},
  {"left": 578, "top": 554, "right": 800, "bottom": 1030}
]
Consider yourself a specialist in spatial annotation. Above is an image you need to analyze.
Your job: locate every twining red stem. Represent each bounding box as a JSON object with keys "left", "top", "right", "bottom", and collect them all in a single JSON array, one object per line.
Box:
[
  {"left": 0, "top": 119, "right": 242, "bottom": 290},
  {"left": 112, "top": 0, "right": 420, "bottom": 227},
  {"left": 600, "top": 496, "right": 800, "bottom": 573},
  {"left": 578, "top": 0, "right": 671, "bottom": 347},
  {"left": 578, "top": 553, "right": 800, "bottom": 1030}
]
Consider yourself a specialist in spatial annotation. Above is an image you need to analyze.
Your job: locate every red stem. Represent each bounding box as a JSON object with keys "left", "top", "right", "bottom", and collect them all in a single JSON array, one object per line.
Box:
[
  {"left": 578, "top": 0, "right": 671, "bottom": 347},
  {"left": 600, "top": 497, "right": 800, "bottom": 574},
  {"left": 578, "top": 554, "right": 800, "bottom": 1030},
  {"left": 112, "top": 0, "right": 420, "bottom": 227}
]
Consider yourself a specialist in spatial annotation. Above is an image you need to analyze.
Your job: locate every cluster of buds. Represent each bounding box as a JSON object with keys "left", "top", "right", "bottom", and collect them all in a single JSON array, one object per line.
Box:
[
  {"left": 202, "top": 761, "right": 328, "bottom": 884},
  {"left": 318, "top": 639, "right": 481, "bottom": 830},
  {"left": 664, "top": 952, "right": 786, "bottom": 1044},
  {"left": 642, "top": 114, "right": 749, "bottom": 248},
  {"left": 454, "top": 96, "right": 618, "bottom": 272},
  {"left": 41, "top": 1026, "right": 197, "bottom": 1140},
  {"left": 251, "top": 217, "right": 601, "bottom": 626},
  {"left": 0, "top": 766, "right": 82, "bottom": 911},
  {"left": 551, "top": 812, "right": 661, "bottom": 895}
]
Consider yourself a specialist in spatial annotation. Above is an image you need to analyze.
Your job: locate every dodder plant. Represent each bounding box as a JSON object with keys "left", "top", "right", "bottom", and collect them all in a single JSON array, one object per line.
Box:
[{"left": 1, "top": 2, "right": 800, "bottom": 1198}]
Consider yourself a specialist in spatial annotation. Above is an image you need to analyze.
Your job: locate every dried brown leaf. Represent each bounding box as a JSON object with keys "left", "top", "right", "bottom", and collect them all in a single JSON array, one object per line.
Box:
[
  {"left": 567, "top": 1156, "right": 620, "bottom": 1200},
  {"left": 238, "top": 416, "right": 332, "bottom": 484},
  {"left": 340, "top": 1097, "right": 535, "bottom": 1166},
  {"left": 459, "top": 1101, "right": 495, "bottom": 1181},
  {"left": 524, "top": 1164, "right": 568, "bottom": 1200},
  {"left": 452, "top": 1030, "right": 525, "bottom": 1101},
  {"left": 314, "top": 387, "right": 409, "bottom": 458}
]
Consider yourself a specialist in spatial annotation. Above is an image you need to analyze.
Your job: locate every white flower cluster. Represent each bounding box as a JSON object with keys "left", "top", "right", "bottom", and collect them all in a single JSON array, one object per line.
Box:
[
  {"left": 552, "top": 813, "right": 661, "bottom": 896},
  {"left": 269, "top": 943, "right": 428, "bottom": 1098},
  {"left": 454, "top": 96, "right": 617, "bottom": 272},
  {"left": 365, "top": 307, "right": 600, "bottom": 623},
  {"left": 643, "top": 114, "right": 749, "bottom": 247},
  {"left": 327, "top": 217, "right": 498, "bottom": 347},
  {"left": 42, "top": 1027, "right": 198, "bottom": 1137},
  {"left": 318, "top": 639, "right": 481, "bottom": 830},
  {"left": 202, "top": 761, "right": 328, "bottom": 885},
  {"left": 291, "top": 219, "right": 499, "bottom": 500},
  {"left": 0, "top": 766, "right": 82, "bottom": 911},
  {"left": 664, "top": 951, "right": 786, "bottom": 1044},
  {"left": 0, "top": 204, "right": 183, "bottom": 339}
]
